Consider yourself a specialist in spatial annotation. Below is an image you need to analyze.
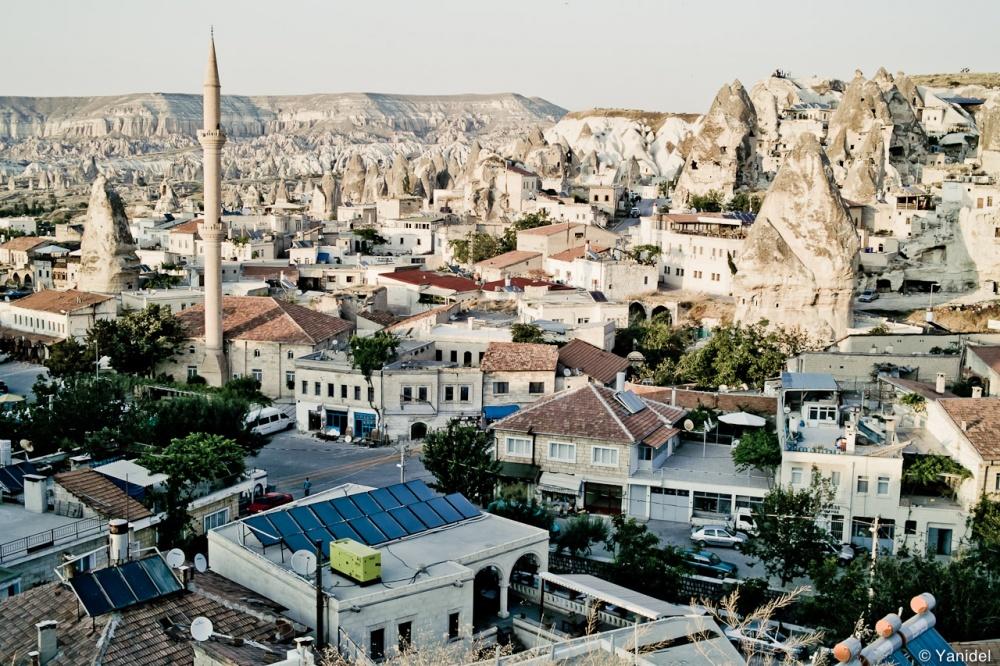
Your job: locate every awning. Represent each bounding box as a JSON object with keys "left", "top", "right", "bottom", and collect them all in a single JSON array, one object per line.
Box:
[
  {"left": 718, "top": 411, "right": 766, "bottom": 427},
  {"left": 483, "top": 404, "right": 520, "bottom": 420},
  {"left": 317, "top": 252, "right": 331, "bottom": 263},
  {"left": 498, "top": 461, "right": 539, "bottom": 482},
  {"left": 538, "top": 472, "right": 581, "bottom": 495},
  {"left": 540, "top": 572, "right": 692, "bottom": 619}
]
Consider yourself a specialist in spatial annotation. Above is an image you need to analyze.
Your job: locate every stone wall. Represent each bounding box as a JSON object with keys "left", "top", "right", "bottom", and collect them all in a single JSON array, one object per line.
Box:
[{"left": 635, "top": 387, "right": 777, "bottom": 416}]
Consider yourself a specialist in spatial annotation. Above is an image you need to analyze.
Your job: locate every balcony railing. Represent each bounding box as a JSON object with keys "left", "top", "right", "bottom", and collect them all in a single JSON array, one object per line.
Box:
[{"left": 0, "top": 516, "right": 106, "bottom": 564}]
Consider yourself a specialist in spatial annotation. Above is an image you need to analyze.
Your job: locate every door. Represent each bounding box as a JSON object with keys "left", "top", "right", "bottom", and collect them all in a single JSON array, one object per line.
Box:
[
  {"left": 649, "top": 487, "right": 689, "bottom": 522},
  {"left": 583, "top": 482, "right": 623, "bottom": 515},
  {"left": 628, "top": 485, "right": 647, "bottom": 518}
]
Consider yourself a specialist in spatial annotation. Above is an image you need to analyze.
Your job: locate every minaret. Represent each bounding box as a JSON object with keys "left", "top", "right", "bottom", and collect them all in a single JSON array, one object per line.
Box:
[{"left": 198, "top": 31, "right": 228, "bottom": 385}]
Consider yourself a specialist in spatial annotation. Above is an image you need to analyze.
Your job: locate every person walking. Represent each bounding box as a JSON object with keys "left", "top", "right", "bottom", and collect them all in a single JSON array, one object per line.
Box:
[{"left": 303, "top": 477, "right": 312, "bottom": 497}]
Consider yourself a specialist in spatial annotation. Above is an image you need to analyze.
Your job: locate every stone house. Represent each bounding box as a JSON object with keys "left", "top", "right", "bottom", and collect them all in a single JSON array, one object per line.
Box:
[
  {"left": 544, "top": 243, "right": 658, "bottom": 301},
  {"left": 481, "top": 342, "right": 559, "bottom": 411},
  {"left": 474, "top": 251, "right": 543, "bottom": 282},
  {"left": 0, "top": 289, "right": 117, "bottom": 358},
  {"left": 516, "top": 222, "right": 616, "bottom": 257},
  {"left": 495, "top": 164, "right": 539, "bottom": 213}
]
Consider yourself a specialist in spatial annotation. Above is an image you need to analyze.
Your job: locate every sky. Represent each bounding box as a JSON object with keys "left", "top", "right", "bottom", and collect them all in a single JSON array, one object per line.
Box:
[{"left": 5, "top": 0, "right": 999, "bottom": 114}]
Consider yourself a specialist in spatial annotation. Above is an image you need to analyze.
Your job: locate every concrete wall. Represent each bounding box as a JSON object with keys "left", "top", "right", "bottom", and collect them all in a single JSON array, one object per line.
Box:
[
  {"left": 790, "top": 351, "right": 962, "bottom": 383},
  {"left": 484, "top": 370, "right": 556, "bottom": 408},
  {"left": 834, "top": 333, "right": 1000, "bottom": 354},
  {"left": 632, "top": 386, "right": 777, "bottom": 416}
]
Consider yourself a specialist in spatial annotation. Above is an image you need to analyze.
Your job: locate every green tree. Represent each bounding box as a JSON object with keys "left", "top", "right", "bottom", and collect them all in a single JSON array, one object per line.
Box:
[
  {"left": 689, "top": 190, "right": 724, "bottom": 212},
  {"left": 902, "top": 454, "right": 971, "bottom": 498},
  {"left": 421, "top": 420, "right": 499, "bottom": 505},
  {"left": 499, "top": 210, "right": 553, "bottom": 251},
  {"left": 555, "top": 513, "right": 609, "bottom": 556},
  {"left": 449, "top": 232, "right": 503, "bottom": 264},
  {"left": 486, "top": 497, "right": 555, "bottom": 532},
  {"left": 141, "top": 433, "right": 246, "bottom": 548},
  {"left": 348, "top": 332, "right": 399, "bottom": 437},
  {"left": 968, "top": 497, "right": 1000, "bottom": 569},
  {"left": 725, "top": 192, "right": 762, "bottom": 214},
  {"left": 354, "top": 226, "right": 387, "bottom": 253},
  {"left": 606, "top": 514, "right": 687, "bottom": 598},
  {"left": 628, "top": 244, "right": 662, "bottom": 266},
  {"left": 741, "top": 471, "right": 836, "bottom": 585},
  {"left": 146, "top": 394, "right": 264, "bottom": 456},
  {"left": 510, "top": 323, "right": 548, "bottom": 344},
  {"left": 87, "top": 305, "right": 186, "bottom": 377},
  {"left": 43, "top": 337, "right": 93, "bottom": 377},
  {"left": 218, "top": 376, "right": 272, "bottom": 408},
  {"left": 731, "top": 428, "right": 781, "bottom": 478}
]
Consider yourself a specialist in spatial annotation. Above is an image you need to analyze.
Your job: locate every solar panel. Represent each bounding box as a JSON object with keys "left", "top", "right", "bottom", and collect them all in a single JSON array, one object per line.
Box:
[
  {"left": 386, "top": 483, "right": 419, "bottom": 505},
  {"left": 409, "top": 501, "right": 446, "bottom": 529},
  {"left": 350, "top": 493, "right": 382, "bottom": 516},
  {"left": 70, "top": 573, "right": 114, "bottom": 616},
  {"left": 349, "top": 517, "right": 388, "bottom": 545},
  {"left": 444, "top": 493, "right": 480, "bottom": 519},
  {"left": 311, "top": 501, "right": 342, "bottom": 525},
  {"left": 329, "top": 521, "right": 362, "bottom": 542},
  {"left": 331, "top": 496, "right": 363, "bottom": 520},
  {"left": 406, "top": 480, "right": 436, "bottom": 502},
  {"left": 138, "top": 556, "right": 183, "bottom": 595},
  {"left": 282, "top": 532, "right": 316, "bottom": 554},
  {"left": 289, "top": 506, "right": 323, "bottom": 532},
  {"left": 428, "top": 497, "right": 463, "bottom": 523},
  {"left": 244, "top": 516, "right": 282, "bottom": 546},
  {"left": 614, "top": 390, "right": 647, "bottom": 414},
  {"left": 369, "top": 511, "right": 407, "bottom": 540},
  {"left": 0, "top": 468, "right": 18, "bottom": 492},
  {"left": 369, "top": 487, "right": 402, "bottom": 510},
  {"left": 118, "top": 560, "right": 160, "bottom": 603},
  {"left": 95, "top": 567, "right": 139, "bottom": 609},
  {"left": 267, "top": 511, "right": 303, "bottom": 537},
  {"left": 388, "top": 506, "right": 424, "bottom": 534},
  {"left": 306, "top": 526, "right": 336, "bottom": 553}
]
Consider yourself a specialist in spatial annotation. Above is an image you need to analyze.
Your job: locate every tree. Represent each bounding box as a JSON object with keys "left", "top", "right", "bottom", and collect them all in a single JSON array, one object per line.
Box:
[
  {"left": 731, "top": 428, "right": 781, "bottom": 478},
  {"left": 606, "top": 514, "right": 687, "bottom": 598},
  {"left": 725, "top": 192, "right": 762, "bottom": 214},
  {"left": 354, "top": 226, "right": 387, "bottom": 253},
  {"left": 902, "top": 454, "right": 970, "bottom": 498},
  {"left": 628, "top": 244, "right": 662, "bottom": 266},
  {"left": 968, "top": 497, "right": 1000, "bottom": 569},
  {"left": 87, "top": 305, "right": 186, "bottom": 377},
  {"left": 421, "top": 420, "right": 499, "bottom": 505},
  {"left": 741, "top": 471, "right": 836, "bottom": 585},
  {"left": 689, "top": 190, "right": 724, "bottom": 212},
  {"left": 510, "top": 323, "right": 548, "bottom": 344},
  {"left": 145, "top": 394, "right": 265, "bottom": 456},
  {"left": 449, "top": 232, "right": 503, "bottom": 264},
  {"left": 348, "top": 332, "right": 399, "bottom": 438},
  {"left": 613, "top": 319, "right": 693, "bottom": 373},
  {"left": 554, "top": 513, "right": 609, "bottom": 556},
  {"left": 43, "top": 337, "right": 92, "bottom": 377},
  {"left": 218, "top": 376, "right": 272, "bottom": 408},
  {"left": 499, "top": 210, "right": 553, "bottom": 251},
  {"left": 141, "top": 433, "right": 246, "bottom": 547},
  {"left": 143, "top": 272, "right": 182, "bottom": 289},
  {"left": 486, "top": 497, "right": 555, "bottom": 532}
]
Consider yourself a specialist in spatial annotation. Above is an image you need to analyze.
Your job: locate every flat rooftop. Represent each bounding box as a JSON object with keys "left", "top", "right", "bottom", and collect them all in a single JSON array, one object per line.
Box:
[{"left": 631, "top": 441, "right": 770, "bottom": 491}]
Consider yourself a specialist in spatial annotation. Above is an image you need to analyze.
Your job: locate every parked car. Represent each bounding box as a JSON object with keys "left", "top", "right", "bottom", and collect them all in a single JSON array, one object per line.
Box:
[
  {"left": 629, "top": 206, "right": 641, "bottom": 217},
  {"left": 730, "top": 507, "right": 758, "bottom": 536},
  {"left": 858, "top": 289, "right": 879, "bottom": 302},
  {"left": 814, "top": 540, "right": 855, "bottom": 565},
  {"left": 245, "top": 407, "right": 294, "bottom": 435},
  {"left": 247, "top": 492, "right": 294, "bottom": 514},
  {"left": 724, "top": 620, "right": 806, "bottom": 659},
  {"left": 690, "top": 524, "right": 749, "bottom": 549},
  {"left": 682, "top": 549, "right": 739, "bottom": 579}
]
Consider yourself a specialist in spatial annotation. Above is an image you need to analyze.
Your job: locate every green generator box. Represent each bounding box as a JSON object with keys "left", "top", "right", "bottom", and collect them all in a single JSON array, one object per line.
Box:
[{"left": 330, "top": 538, "right": 381, "bottom": 584}]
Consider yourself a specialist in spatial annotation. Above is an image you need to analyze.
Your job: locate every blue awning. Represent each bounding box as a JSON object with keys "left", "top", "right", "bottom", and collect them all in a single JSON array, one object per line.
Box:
[
  {"left": 484, "top": 404, "right": 520, "bottom": 420},
  {"left": 317, "top": 252, "right": 331, "bottom": 263}
]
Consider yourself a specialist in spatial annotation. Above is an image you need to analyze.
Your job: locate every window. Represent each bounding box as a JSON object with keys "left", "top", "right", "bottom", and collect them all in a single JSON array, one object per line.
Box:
[
  {"left": 314, "top": 382, "right": 321, "bottom": 396},
  {"left": 301, "top": 380, "right": 308, "bottom": 394},
  {"left": 548, "top": 441, "right": 576, "bottom": 462},
  {"left": 638, "top": 445, "right": 654, "bottom": 461},
  {"left": 505, "top": 437, "right": 532, "bottom": 458},
  {"left": 402, "top": 387, "right": 413, "bottom": 403},
  {"left": 369, "top": 628, "right": 385, "bottom": 661},
  {"left": 355, "top": 386, "right": 362, "bottom": 401},
  {"left": 790, "top": 467, "right": 803, "bottom": 485},
  {"left": 187, "top": 366, "right": 198, "bottom": 379},
  {"left": 693, "top": 491, "right": 732, "bottom": 515},
  {"left": 368, "top": 387, "right": 375, "bottom": 402},
  {"left": 435, "top": 350, "right": 443, "bottom": 361},
  {"left": 251, "top": 369, "right": 262, "bottom": 383},
  {"left": 342, "top": 385, "right": 348, "bottom": 399},
  {"left": 203, "top": 508, "right": 230, "bottom": 532},
  {"left": 591, "top": 446, "right": 619, "bottom": 467},
  {"left": 418, "top": 387, "right": 428, "bottom": 402},
  {"left": 856, "top": 476, "right": 869, "bottom": 494},
  {"left": 253, "top": 349, "right": 261, "bottom": 357},
  {"left": 450, "top": 350, "right": 458, "bottom": 363},
  {"left": 928, "top": 527, "right": 953, "bottom": 556},
  {"left": 448, "top": 612, "right": 460, "bottom": 640},
  {"left": 398, "top": 621, "right": 412, "bottom": 652},
  {"left": 493, "top": 381, "right": 509, "bottom": 395},
  {"left": 807, "top": 406, "right": 837, "bottom": 423},
  {"left": 327, "top": 383, "right": 335, "bottom": 398},
  {"left": 830, "top": 514, "right": 845, "bottom": 541},
  {"left": 444, "top": 386, "right": 454, "bottom": 402},
  {"left": 905, "top": 520, "right": 917, "bottom": 536},
  {"left": 877, "top": 476, "right": 890, "bottom": 495},
  {"left": 831, "top": 471, "right": 841, "bottom": 488},
  {"left": 528, "top": 382, "right": 545, "bottom": 394},
  {"left": 460, "top": 385, "right": 470, "bottom": 401}
]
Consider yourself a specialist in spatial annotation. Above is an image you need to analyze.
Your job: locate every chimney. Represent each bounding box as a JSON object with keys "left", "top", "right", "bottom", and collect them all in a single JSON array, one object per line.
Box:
[
  {"left": 0, "top": 439, "right": 10, "bottom": 467},
  {"left": 62, "top": 553, "right": 77, "bottom": 580},
  {"left": 884, "top": 415, "right": 897, "bottom": 444},
  {"left": 973, "top": 386, "right": 983, "bottom": 398},
  {"left": 36, "top": 620, "right": 57, "bottom": 665},
  {"left": 961, "top": 420, "right": 968, "bottom": 432},
  {"left": 178, "top": 565, "right": 192, "bottom": 590},
  {"left": 935, "top": 372, "right": 946, "bottom": 395},
  {"left": 69, "top": 454, "right": 92, "bottom": 471},
  {"left": 615, "top": 371, "right": 626, "bottom": 393},
  {"left": 23, "top": 475, "right": 47, "bottom": 513},
  {"left": 108, "top": 519, "right": 130, "bottom": 565},
  {"left": 294, "top": 636, "right": 315, "bottom": 663},
  {"left": 504, "top": 275, "right": 512, "bottom": 289},
  {"left": 670, "top": 387, "right": 677, "bottom": 406}
]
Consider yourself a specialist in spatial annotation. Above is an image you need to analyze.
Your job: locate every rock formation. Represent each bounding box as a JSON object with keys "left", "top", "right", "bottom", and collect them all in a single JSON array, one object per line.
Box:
[
  {"left": 674, "top": 80, "right": 759, "bottom": 203},
  {"left": 155, "top": 180, "right": 179, "bottom": 213},
  {"left": 733, "top": 134, "right": 859, "bottom": 343},
  {"left": 320, "top": 170, "right": 340, "bottom": 216},
  {"left": 76, "top": 176, "right": 141, "bottom": 294}
]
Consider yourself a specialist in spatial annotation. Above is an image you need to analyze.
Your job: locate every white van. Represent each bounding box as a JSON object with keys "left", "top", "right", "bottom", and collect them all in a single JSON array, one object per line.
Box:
[{"left": 245, "top": 407, "right": 293, "bottom": 436}]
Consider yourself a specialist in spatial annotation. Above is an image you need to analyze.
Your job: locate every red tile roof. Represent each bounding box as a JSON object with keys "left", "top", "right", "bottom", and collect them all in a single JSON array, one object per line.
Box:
[
  {"left": 169, "top": 218, "right": 203, "bottom": 236},
  {"left": 548, "top": 244, "right": 609, "bottom": 262},
  {"left": 54, "top": 468, "right": 152, "bottom": 520},
  {"left": 13, "top": 289, "right": 114, "bottom": 313},
  {"left": 492, "top": 384, "right": 686, "bottom": 447},
  {"left": 970, "top": 346, "right": 1000, "bottom": 374},
  {"left": 242, "top": 264, "right": 299, "bottom": 282},
  {"left": 481, "top": 277, "right": 573, "bottom": 292},
  {"left": 474, "top": 250, "right": 541, "bottom": 269},
  {"left": 177, "top": 296, "right": 352, "bottom": 345},
  {"left": 938, "top": 398, "right": 1000, "bottom": 460},
  {"left": 518, "top": 222, "right": 580, "bottom": 236},
  {"left": 558, "top": 338, "right": 630, "bottom": 385},
  {"left": 0, "top": 236, "right": 47, "bottom": 252},
  {"left": 381, "top": 269, "right": 479, "bottom": 292},
  {"left": 506, "top": 164, "right": 538, "bottom": 177},
  {"left": 481, "top": 342, "right": 559, "bottom": 373}
]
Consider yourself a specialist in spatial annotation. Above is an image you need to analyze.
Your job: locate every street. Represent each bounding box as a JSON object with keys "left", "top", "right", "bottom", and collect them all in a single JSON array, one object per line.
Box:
[
  {"left": 0, "top": 360, "right": 48, "bottom": 397},
  {"left": 249, "top": 428, "right": 431, "bottom": 498}
]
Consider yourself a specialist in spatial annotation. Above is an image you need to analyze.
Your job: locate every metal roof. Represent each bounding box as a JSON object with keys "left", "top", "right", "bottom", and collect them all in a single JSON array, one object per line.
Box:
[
  {"left": 781, "top": 372, "right": 839, "bottom": 391},
  {"left": 540, "top": 572, "right": 691, "bottom": 619}
]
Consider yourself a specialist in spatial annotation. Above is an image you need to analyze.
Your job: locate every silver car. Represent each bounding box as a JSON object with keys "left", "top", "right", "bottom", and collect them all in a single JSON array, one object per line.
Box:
[{"left": 690, "top": 525, "right": 749, "bottom": 549}]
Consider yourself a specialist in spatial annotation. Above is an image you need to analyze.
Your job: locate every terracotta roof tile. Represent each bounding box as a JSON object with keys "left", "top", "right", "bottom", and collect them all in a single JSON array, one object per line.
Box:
[
  {"left": 169, "top": 218, "right": 203, "bottom": 237},
  {"left": 381, "top": 269, "right": 479, "bottom": 292},
  {"left": 970, "top": 346, "right": 1000, "bottom": 374},
  {"left": 176, "top": 296, "right": 352, "bottom": 345},
  {"left": 0, "top": 236, "right": 48, "bottom": 252},
  {"left": 0, "top": 583, "right": 105, "bottom": 665},
  {"left": 241, "top": 265, "right": 298, "bottom": 282},
  {"left": 481, "top": 342, "right": 558, "bottom": 373},
  {"left": 13, "top": 289, "right": 114, "bottom": 313},
  {"left": 558, "top": 338, "right": 630, "bottom": 385},
  {"left": 938, "top": 398, "right": 1000, "bottom": 459},
  {"left": 474, "top": 250, "right": 541, "bottom": 269},
  {"left": 481, "top": 277, "right": 573, "bottom": 292},
  {"left": 548, "top": 244, "right": 609, "bottom": 262},
  {"left": 517, "top": 222, "right": 580, "bottom": 236},
  {"left": 492, "top": 384, "right": 686, "bottom": 447},
  {"left": 359, "top": 310, "right": 399, "bottom": 327},
  {"left": 54, "top": 468, "right": 152, "bottom": 520}
]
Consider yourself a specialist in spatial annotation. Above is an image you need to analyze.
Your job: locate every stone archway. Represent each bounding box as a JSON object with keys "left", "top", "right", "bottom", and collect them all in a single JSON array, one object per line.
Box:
[
  {"left": 473, "top": 565, "right": 504, "bottom": 630},
  {"left": 409, "top": 422, "right": 427, "bottom": 440},
  {"left": 628, "top": 302, "right": 647, "bottom": 324},
  {"left": 650, "top": 305, "right": 671, "bottom": 324},
  {"left": 509, "top": 552, "right": 543, "bottom": 610}
]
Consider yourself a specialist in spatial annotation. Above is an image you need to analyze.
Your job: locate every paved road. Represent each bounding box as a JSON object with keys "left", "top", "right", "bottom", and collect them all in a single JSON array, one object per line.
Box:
[
  {"left": 249, "top": 428, "right": 431, "bottom": 498},
  {"left": 0, "top": 360, "right": 48, "bottom": 398}
]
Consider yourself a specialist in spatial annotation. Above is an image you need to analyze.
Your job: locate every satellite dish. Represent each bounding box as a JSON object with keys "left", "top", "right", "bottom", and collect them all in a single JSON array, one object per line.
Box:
[
  {"left": 683, "top": 419, "right": 695, "bottom": 432},
  {"left": 291, "top": 550, "right": 317, "bottom": 576},
  {"left": 562, "top": 367, "right": 572, "bottom": 377},
  {"left": 190, "top": 616, "right": 214, "bottom": 642},
  {"left": 344, "top": 435, "right": 353, "bottom": 443},
  {"left": 165, "top": 548, "right": 186, "bottom": 569},
  {"left": 19, "top": 439, "right": 33, "bottom": 452},
  {"left": 719, "top": 384, "right": 728, "bottom": 393},
  {"left": 194, "top": 553, "right": 208, "bottom": 573}
]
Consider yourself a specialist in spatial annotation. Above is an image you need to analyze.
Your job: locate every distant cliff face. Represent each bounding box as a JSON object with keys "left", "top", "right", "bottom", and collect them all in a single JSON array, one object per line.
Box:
[{"left": 0, "top": 92, "right": 567, "bottom": 140}]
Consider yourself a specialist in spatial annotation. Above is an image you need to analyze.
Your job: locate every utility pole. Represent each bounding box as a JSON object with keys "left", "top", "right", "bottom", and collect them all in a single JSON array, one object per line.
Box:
[{"left": 397, "top": 442, "right": 406, "bottom": 483}]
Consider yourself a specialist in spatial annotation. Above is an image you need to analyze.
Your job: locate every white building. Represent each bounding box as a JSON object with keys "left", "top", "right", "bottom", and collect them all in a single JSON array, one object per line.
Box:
[
  {"left": 544, "top": 243, "right": 658, "bottom": 302},
  {"left": 495, "top": 164, "right": 539, "bottom": 213},
  {"left": 1, "top": 289, "right": 116, "bottom": 342},
  {"left": 639, "top": 212, "right": 749, "bottom": 295}
]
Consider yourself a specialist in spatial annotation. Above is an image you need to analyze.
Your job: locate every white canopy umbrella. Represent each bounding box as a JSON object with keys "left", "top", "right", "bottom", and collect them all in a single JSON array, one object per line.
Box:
[{"left": 718, "top": 411, "right": 766, "bottom": 427}]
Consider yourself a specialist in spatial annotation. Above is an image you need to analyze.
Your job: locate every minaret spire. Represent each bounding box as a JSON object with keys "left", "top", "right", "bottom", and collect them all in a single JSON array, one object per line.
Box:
[{"left": 198, "top": 29, "right": 228, "bottom": 385}]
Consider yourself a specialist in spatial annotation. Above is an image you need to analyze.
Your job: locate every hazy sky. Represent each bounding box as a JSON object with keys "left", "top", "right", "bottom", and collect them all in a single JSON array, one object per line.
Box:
[{"left": 5, "top": 0, "right": 999, "bottom": 113}]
